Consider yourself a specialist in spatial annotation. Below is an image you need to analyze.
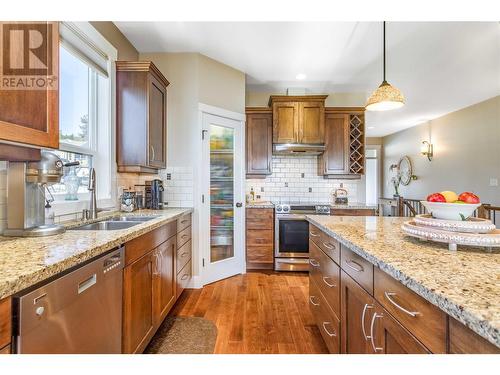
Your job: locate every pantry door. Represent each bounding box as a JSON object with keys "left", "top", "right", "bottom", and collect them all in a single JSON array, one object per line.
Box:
[{"left": 201, "top": 109, "right": 245, "bottom": 285}]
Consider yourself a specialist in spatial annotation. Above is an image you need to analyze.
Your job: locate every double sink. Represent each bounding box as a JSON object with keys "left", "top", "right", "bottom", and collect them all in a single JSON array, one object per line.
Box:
[{"left": 70, "top": 215, "right": 160, "bottom": 231}]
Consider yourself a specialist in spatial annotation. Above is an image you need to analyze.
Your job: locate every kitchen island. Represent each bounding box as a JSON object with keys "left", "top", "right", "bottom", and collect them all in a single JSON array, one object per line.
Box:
[{"left": 306, "top": 215, "right": 500, "bottom": 352}]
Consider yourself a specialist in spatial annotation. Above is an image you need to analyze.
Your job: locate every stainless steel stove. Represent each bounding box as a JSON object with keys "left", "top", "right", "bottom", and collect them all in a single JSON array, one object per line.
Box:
[{"left": 274, "top": 203, "right": 331, "bottom": 271}]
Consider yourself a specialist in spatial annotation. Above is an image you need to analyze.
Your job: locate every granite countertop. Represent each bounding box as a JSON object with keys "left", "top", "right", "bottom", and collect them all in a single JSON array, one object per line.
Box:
[
  {"left": 306, "top": 215, "right": 500, "bottom": 348},
  {"left": 0, "top": 208, "right": 192, "bottom": 300},
  {"left": 331, "top": 202, "right": 378, "bottom": 210},
  {"left": 246, "top": 201, "right": 274, "bottom": 209}
]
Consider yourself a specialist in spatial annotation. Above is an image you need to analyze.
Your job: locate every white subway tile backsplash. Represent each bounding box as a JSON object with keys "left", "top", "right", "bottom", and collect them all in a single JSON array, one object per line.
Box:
[{"left": 246, "top": 155, "right": 360, "bottom": 204}]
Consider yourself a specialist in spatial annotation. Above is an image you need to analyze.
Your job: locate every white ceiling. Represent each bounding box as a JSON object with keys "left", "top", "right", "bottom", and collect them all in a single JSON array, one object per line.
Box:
[{"left": 116, "top": 22, "right": 500, "bottom": 137}]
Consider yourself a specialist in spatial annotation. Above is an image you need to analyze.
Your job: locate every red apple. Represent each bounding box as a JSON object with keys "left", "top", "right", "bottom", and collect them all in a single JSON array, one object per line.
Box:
[
  {"left": 458, "top": 192, "right": 480, "bottom": 204},
  {"left": 427, "top": 193, "right": 447, "bottom": 203}
]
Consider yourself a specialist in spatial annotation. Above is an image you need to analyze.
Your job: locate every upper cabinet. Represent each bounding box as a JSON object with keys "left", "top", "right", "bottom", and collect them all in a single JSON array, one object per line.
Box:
[
  {"left": 319, "top": 108, "right": 365, "bottom": 179},
  {"left": 0, "top": 22, "right": 59, "bottom": 149},
  {"left": 116, "top": 61, "right": 169, "bottom": 173},
  {"left": 269, "top": 95, "right": 327, "bottom": 144},
  {"left": 246, "top": 108, "right": 273, "bottom": 178}
]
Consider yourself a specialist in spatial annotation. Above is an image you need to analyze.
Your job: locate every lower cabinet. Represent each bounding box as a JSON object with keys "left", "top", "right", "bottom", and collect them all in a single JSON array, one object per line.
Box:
[{"left": 122, "top": 214, "right": 192, "bottom": 354}]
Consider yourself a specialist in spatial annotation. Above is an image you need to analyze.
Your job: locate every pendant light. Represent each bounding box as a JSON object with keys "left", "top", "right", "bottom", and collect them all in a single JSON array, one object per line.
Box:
[{"left": 366, "top": 22, "right": 405, "bottom": 111}]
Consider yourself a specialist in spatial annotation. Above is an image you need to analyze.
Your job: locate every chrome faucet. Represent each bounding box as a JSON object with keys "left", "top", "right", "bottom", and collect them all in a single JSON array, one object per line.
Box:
[{"left": 87, "top": 168, "right": 98, "bottom": 220}]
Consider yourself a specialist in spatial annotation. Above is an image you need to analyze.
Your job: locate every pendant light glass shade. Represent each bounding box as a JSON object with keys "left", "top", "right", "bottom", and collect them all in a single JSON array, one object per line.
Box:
[
  {"left": 365, "top": 80, "right": 405, "bottom": 111},
  {"left": 366, "top": 22, "right": 405, "bottom": 111}
]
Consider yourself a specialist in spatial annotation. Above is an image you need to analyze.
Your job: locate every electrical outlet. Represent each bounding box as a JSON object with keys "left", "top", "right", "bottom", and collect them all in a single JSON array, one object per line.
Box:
[
  {"left": 284, "top": 182, "right": 288, "bottom": 187},
  {"left": 308, "top": 187, "right": 312, "bottom": 193},
  {"left": 301, "top": 173, "right": 305, "bottom": 178},
  {"left": 261, "top": 187, "right": 264, "bottom": 192},
  {"left": 490, "top": 178, "right": 498, "bottom": 187},
  {"left": 166, "top": 173, "right": 171, "bottom": 180}
]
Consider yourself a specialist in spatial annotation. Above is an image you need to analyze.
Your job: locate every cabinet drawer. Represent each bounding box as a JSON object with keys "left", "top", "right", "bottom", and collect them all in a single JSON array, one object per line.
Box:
[
  {"left": 246, "top": 208, "right": 274, "bottom": 230},
  {"left": 177, "top": 226, "right": 191, "bottom": 249},
  {"left": 319, "top": 231, "right": 340, "bottom": 264},
  {"left": 125, "top": 221, "right": 176, "bottom": 266},
  {"left": 309, "top": 277, "right": 340, "bottom": 353},
  {"left": 341, "top": 245, "right": 373, "bottom": 295},
  {"left": 0, "top": 297, "right": 11, "bottom": 349},
  {"left": 177, "top": 260, "right": 192, "bottom": 296},
  {"left": 309, "top": 240, "right": 340, "bottom": 316},
  {"left": 177, "top": 214, "right": 192, "bottom": 232},
  {"left": 246, "top": 229, "right": 273, "bottom": 245},
  {"left": 449, "top": 317, "right": 500, "bottom": 354},
  {"left": 374, "top": 268, "right": 446, "bottom": 353},
  {"left": 177, "top": 240, "right": 192, "bottom": 273},
  {"left": 246, "top": 245, "right": 273, "bottom": 263}
]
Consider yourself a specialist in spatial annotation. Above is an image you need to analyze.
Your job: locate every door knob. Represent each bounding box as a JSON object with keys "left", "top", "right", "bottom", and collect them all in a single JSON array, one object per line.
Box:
[{"left": 236, "top": 202, "right": 243, "bottom": 208}]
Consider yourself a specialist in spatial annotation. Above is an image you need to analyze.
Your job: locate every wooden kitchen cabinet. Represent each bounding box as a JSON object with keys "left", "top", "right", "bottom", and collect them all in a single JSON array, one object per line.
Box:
[
  {"left": 116, "top": 61, "right": 169, "bottom": 173},
  {"left": 449, "top": 318, "right": 500, "bottom": 354},
  {"left": 246, "top": 108, "right": 272, "bottom": 178},
  {"left": 319, "top": 108, "right": 365, "bottom": 178},
  {"left": 123, "top": 251, "right": 155, "bottom": 354},
  {"left": 370, "top": 302, "right": 430, "bottom": 354},
  {"left": 340, "top": 270, "right": 376, "bottom": 354},
  {"left": 153, "top": 237, "right": 176, "bottom": 325},
  {"left": 0, "top": 297, "right": 12, "bottom": 351},
  {"left": 0, "top": 22, "right": 59, "bottom": 149},
  {"left": 269, "top": 95, "right": 327, "bottom": 144},
  {"left": 246, "top": 208, "right": 274, "bottom": 270}
]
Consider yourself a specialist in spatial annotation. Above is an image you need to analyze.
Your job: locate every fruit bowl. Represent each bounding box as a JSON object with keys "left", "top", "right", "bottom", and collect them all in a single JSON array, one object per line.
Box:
[{"left": 420, "top": 201, "right": 481, "bottom": 221}]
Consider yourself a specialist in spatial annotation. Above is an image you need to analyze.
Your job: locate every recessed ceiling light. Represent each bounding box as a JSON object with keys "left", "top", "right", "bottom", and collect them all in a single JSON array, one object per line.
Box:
[{"left": 295, "top": 73, "right": 307, "bottom": 80}]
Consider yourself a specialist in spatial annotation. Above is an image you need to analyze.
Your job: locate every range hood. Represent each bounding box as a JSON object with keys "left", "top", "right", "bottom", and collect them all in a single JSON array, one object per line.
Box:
[{"left": 273, "top": 143, "right": 326, "bottom": 155}]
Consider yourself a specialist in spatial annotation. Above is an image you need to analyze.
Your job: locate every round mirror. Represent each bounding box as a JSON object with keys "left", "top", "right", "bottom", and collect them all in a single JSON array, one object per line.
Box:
[{"left": 398, "top": 156, "right": 413, "bottom": 186}]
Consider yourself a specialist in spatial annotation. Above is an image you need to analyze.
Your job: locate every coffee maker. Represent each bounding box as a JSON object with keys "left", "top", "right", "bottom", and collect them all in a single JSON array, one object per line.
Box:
[
  {"left": 145, "top": 179, "right": 164, "bottom": 209},
  {"left": 3, "top": 151, "right": 79, "bottom": 237}
]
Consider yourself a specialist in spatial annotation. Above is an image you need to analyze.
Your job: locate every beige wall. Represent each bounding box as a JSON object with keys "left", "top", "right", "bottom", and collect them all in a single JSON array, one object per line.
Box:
[
  {"left": 246, "top": 91, "right": 366, "bottom": 107},
  {"left": 90, "top": 22, "right": 139, "bottom": 61},
  {"left": 382, "top": 96, "right": 500, "bottom": 205}
]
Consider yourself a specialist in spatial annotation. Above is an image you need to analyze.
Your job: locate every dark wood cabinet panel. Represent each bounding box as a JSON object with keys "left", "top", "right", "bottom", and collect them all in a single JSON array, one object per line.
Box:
[
  {"left": 0, "top": 344, "right": 10, "bottom": 354},
  {"left": 272, "top": 101, "right": 298, "bottom": 143},
  {"left": 246, "top": 110, "right": 272, "bottom": 177},
  {"left": 0, "top": 297, "right": 11, "bottom": 349},
  {"left": 340, "top": 271, "right": 376, "bottom": 354},
  {"left": 299, "top": 102, "right": 324, "bottom": 144},
  {"left": 371, "top": 302, "right": 430, "bottom": 354},
  {"left": 330, "top": 208, "right": 376, "bottom": 216},
  {"left": 122, "top": 252, "right": 155, "bottom": 354},
  {"left": 176, "top": 260, "right": 192, "bottom": 297},
  {"left": 246, "top": 208, "right": 274, "bottom": 270},
  {"left": 0, "top": 22, "right": 59, "bottom": 149},
  {"left": 154, "top": 237, "right": 176, "bottom": 324},
  {"left": 116, "top": 61, "right": 169, "bottom": 173},
  {"left": 319, "top": 113, "right": 349, "bottom": 175},
  {"left": 449, "top": 317, "right": 500, "bottom": 354},
  {"left": 340, "top": 245, "right": 374, "bottom": 295}
]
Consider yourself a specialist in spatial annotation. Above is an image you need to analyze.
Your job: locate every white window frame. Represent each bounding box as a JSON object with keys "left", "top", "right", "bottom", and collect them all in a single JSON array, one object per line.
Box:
[
  {"left": 51, "top": 22, "right": 118, "bottom": 216},
  {"left": 365, "top": 145, "right": 382, "bottom": 206}
]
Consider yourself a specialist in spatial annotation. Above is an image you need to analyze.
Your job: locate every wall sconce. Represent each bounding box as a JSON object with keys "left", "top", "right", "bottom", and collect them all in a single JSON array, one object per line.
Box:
[{"left": 421, "top": 141, "right": 433, "bottom": 161}]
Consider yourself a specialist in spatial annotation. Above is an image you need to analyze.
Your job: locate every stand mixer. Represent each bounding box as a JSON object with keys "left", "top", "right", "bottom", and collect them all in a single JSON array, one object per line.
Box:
[{"left": 3, "top": 151, "right": 79, "bottom": 237}]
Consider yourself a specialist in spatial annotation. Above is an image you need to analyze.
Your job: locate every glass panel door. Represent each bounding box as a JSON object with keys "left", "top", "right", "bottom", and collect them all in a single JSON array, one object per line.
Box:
[{"left": 210, "top": 125, "right": 235, "bottom": 263}]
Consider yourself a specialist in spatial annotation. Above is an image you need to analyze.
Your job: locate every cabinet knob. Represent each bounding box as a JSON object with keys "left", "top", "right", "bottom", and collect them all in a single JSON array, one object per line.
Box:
[{"left": 236, "top": 202, "right": 243, "bottom": 208}]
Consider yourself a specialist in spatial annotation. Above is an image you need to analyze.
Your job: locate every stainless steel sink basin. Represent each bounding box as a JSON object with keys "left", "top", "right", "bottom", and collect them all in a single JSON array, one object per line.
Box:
[
  {"left": 108, "top": 215, "right": 160, "bottom": 222},
  {"left": 71, "top": 221, "right": 141, "bottom": 231}
]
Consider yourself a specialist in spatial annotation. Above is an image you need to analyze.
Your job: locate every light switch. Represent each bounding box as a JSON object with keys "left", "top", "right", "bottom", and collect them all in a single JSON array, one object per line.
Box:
[{"left": 489, "top": 178, "right": 498, "bottom": 187}]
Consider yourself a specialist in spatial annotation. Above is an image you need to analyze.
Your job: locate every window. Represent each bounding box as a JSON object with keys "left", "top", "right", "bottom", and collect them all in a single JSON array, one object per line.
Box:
[{"left": 49, "top": 22, "right": 117, "bottom": 208}]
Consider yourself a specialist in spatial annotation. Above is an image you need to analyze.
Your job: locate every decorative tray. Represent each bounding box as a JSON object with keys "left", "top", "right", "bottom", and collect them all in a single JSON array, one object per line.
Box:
[
  {"left": 413, "top": 214, "right": 496, "bottom": 234},
  {"left": 402, "top": 220, "right": 500, "bottom": 251}
]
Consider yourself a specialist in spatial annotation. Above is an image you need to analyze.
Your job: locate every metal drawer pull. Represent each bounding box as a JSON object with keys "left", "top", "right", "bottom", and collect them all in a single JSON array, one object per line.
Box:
[
  {"left": 322, "top": 242, "right": 336, "bottom": 250},
  {"left": 309, "top": 259, "right": 320, "bottom": 267},
  {"left": 361, "top": 303, "right": 373, "bottom": 340},
  {"left": 384, "top": 292, "right": 420, "bottom": 317},
  {"left": 180, "top": 219, "right": 189, "bottom": 224},
  {"left": 322, "top": 322, "right": 337, "bottom": 337},
  {"left": 309, "top": 231, "right": 319, "bottom": 237},
  {"left": 78, "top": 274, "right": 97, "bottom": 294},
  {"left": 181, "top": 252, "right": 189, "bottom": 257},
  {"left": 33, "top": 293, "right": 47, "bottom": 304},
  {"left": 370, "top": 313, "right": 384, "bottom": 352},
  {"left": 322, "top": 276, "right": 336, "bottom": 288},
  {"left": 309, "top": 296, "right": 320, "bottom": 306},
  {"left": 181, "top": 234, "right": 189, "bottom": 239},
  {"left": 345, "top": 259, "right": 364, "bottom": 272},
  {"left": 181, "top": 274, "right": 189, "bottom": 280}
]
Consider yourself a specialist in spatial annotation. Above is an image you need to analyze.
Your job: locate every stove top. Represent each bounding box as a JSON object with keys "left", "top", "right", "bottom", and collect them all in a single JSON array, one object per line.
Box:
[{"left": 275, "top": 203, "right": 331, "bottom": 215}]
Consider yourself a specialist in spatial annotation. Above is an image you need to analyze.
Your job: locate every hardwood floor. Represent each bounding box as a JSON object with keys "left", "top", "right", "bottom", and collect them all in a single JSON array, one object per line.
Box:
[{"left": 169, "top": 271, "right": 328, "bottom": 354}]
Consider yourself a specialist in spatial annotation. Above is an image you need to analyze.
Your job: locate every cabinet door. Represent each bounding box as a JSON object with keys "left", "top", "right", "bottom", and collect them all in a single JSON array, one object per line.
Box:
[
  {"left": 340, "top": 271, "right": 375, "bottom": 354},
  {"left": 123, "top": 252, "right": 155, "bottom": 354},
  {"left": 299, "top": 102, "right": 324, "bottom": 144},
  {"left": 153, "top": 237, "right": 176, "bottom": 324},
  {"left": 272, "top": 101, "right": 298, "bottom": 143},
  {"left": 320, "top": 113, "right": 350, "bottom": 175},
  {"left": 148, "top": 73, "right": 167, "bottom": 169},
  {"left": 0, "top": 22, "right": 59, "bottom": 149},
  {"left": 246, "top": 112, "right": 272, "bottom": 176},
  {"left": 370, "top": 303, "right": 430, "bottom": 354}
]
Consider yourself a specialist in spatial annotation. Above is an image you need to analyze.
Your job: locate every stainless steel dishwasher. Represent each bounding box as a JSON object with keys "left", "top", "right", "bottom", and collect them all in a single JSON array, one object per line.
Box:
[{"left": 15, "top": 246, "right": 124, "bottom": 354}]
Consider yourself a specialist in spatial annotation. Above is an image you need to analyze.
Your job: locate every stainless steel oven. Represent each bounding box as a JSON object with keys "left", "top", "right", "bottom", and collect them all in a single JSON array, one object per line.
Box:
[{"left": 274, "top": 204, "right": 330, "bottom": 271}]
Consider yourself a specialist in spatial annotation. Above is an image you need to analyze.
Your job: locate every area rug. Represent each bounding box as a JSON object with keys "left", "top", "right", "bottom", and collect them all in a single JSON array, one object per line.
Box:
[{"left": 145, "top": 316, "right": 217, "bottom": 354}]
